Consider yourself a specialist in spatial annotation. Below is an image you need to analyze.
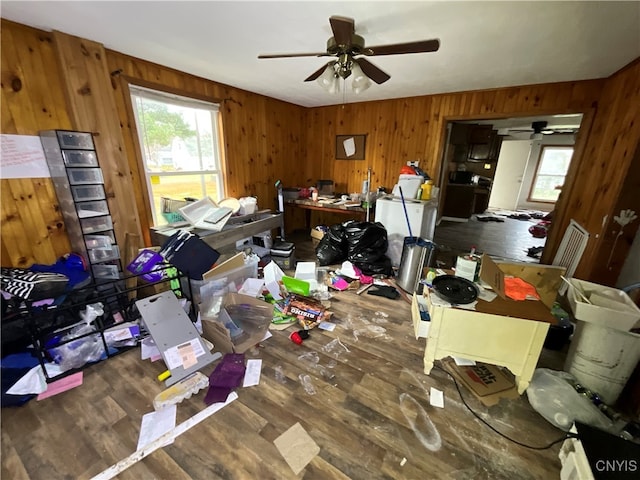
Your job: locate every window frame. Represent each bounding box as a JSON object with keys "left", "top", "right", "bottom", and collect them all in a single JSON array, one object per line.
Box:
[
  {"left": 127, "top": 83, "right": 227, "bottom": 226},
  {"left": 527, "top": 144, "right": 574, "bottom": 204}
]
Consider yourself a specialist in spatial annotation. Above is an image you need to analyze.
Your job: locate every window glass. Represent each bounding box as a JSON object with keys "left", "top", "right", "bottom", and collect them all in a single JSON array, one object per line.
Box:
[
  {"left": 529, "top": 146, "right": 573, "bottom": 202},
  {"left": 130, "top": 85, "right": 224, "bottom": 225}
]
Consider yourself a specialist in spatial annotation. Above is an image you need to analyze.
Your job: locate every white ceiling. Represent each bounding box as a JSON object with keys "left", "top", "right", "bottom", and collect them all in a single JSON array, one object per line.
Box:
[{"left": 2, "top": 1, "right": 639, "bottom": 108}]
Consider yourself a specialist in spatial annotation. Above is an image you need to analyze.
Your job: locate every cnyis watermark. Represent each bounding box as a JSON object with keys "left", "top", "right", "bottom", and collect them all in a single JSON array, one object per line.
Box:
[{"left": 594, "top": 459, "right": 638, "bottom": 473}]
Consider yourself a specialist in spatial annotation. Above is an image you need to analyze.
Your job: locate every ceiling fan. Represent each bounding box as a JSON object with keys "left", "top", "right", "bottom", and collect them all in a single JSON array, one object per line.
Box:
[
  {"left": 506, "top": 121, "right": 577, "bottom": 138},
  {"left": 258, "top": 16, "right": 440, "bottom": 92}
]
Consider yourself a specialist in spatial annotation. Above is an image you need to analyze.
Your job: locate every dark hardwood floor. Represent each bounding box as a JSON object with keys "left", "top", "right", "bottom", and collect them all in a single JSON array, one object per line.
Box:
[
  {"left": 433, "top": 215, "right": 546, "bottom": 268},
  {"left": 2, "top": 231, "right": 568, "bottom": 480}
]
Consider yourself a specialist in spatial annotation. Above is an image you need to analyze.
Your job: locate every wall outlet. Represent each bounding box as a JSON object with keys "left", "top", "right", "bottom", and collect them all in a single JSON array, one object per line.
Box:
[{"left": 407, "top": 160, "right": 420, "bottom": 167}]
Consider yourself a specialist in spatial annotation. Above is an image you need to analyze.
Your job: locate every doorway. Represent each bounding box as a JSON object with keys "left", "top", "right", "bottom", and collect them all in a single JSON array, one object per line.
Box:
[{"left": 434, "top": 114, "right": 583, "bottom": 264}]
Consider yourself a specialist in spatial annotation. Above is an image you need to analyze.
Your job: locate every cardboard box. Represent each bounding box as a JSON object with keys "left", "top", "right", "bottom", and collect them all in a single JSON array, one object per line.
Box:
[
  {"left": 444, "top": 358, "right": 519, "bottom": 407},
  {"left": 201, "top": 293, "right": 273, "bottom": 353},
  {"left": 477, "top": 254, "right": 565, "bottom": 322},
  {"left": 310, "top": 228, "right": 325, "bottom": 248}
]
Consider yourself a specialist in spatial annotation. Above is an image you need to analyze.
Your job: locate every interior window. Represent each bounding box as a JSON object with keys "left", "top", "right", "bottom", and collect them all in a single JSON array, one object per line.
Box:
[
  {"left": 129, "top": 85, "right": 225, "bottom": 225},
  {"left": 529, "top": 146, "right": 573, "bottom": 203}
]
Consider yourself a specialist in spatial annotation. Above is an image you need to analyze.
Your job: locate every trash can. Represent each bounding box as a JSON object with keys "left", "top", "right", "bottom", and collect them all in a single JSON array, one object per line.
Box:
[
  {"left": 395, "top": 237, "right": 435, "bottom": 293},
  {"left": 564, "top": 278, "right": 640, "bottom": 405}
]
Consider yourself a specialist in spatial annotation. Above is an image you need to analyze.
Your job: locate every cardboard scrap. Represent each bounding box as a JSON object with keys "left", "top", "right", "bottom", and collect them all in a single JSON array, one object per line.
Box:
[{"left": 274, "top": 422, "right": 320, "bottom": 474}]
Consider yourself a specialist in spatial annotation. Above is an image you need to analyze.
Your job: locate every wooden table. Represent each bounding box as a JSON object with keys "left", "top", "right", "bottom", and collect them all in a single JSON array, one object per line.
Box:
[{"left": 285, "top": 198, "right": 370, "bottom": 228}]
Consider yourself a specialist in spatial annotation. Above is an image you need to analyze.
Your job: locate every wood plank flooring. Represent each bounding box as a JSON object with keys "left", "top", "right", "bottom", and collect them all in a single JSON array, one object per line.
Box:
[
  {"left": 433, "top": 215, "right": 546, "bottom": 268},
  {"left": 1, "top": 234, "right": 567, "bottom": 480}
]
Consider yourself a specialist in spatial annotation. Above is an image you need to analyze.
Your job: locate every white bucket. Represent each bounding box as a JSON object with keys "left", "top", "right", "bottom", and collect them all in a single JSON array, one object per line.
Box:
[{"left": 564, "top": 320, "right": 640, "bottom": 404}]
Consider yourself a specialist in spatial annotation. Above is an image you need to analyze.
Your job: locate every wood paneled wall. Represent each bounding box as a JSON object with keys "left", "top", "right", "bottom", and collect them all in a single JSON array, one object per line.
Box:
[
  {"left": 1, "top": 21, "right": 72, "bottom": 267},
  {"left": 303, "top": 83, "right": 602, "bottom": 198},
  {"left": 105, "top": 51, "right": 307, "bottom": 245},
  {"left": 1, "top": 19, "right": 638, "bottom": 285},
  {"left": 547, "top": 59, "right": 640, "bottom": 284}
]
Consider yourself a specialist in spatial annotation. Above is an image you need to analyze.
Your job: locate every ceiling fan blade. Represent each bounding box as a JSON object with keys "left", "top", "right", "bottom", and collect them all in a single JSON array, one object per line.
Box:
[
  {"left": 365, "top": 39, "right": 440, "bottom": 56},
  {"left": 304, "top": 63, "right": 331, "bottom": 82},
  {"left": 329, "top": 16, "right": 355, "bottom": 46},
  {"left": 258, "top": 52, "right": 330, "bottom": 59},
  {"left": 356, "top": 58, "right": 390, "bottom": 85}
]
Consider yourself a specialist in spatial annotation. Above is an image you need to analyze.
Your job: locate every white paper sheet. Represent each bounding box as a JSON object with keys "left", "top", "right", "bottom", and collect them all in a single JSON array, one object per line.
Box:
[
  {"left": 164, "top": 338, "right": 206, "bottom": 370},
  {"left": 318, "top": 321, "right": 336, "bottom": 332},
  {"left": 137, "top": 405, "right": 177, "bottom": 450},
  {"left": 430, "top": 387, "right": 444, "bottom": 408},
  {"left": 141, "top": 337, "right": 161, "bottom": 360},
  {"left": 453, "top": 357, "right": 477, "bottom": 367},
  {"left": 242, "top": 359, "right": 262, "bottom": 387},
  {"left": 1, "top": 134, "right": 50, "bottom": 178},
  {"left": 7, "top": 365, "right": 48, "bottom": 395},
  {"left": 343, "top": 137, "right": 356, "bottom": 157}
]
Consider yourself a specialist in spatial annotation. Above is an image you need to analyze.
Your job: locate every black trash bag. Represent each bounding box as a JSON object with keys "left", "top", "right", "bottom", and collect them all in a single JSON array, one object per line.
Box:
[
  {"left": 344, "top": 222, "right": 389, "bottom": 264},
  {"left": 315, "top": 223, "right": 348, "bottom": 266},
  {"left": 353, "top": 256, "right": 394, "bottom": 276},
  {"left": 342, "top": 221, "right": 393, "bottom": 276}
]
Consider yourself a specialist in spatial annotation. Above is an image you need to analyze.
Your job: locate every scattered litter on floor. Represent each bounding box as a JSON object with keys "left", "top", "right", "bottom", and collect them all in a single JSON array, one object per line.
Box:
[
  {"left": 274, "top": 365, "right": 287, "bottom": 384},
  {"left": 400, "top": 457, "right": 407, "bottom": 467},
  {"left": 298, "top": 374, "right": 317, "bottom": 395},
  {"left": 321, "top": 338, "right": 350, "bottom": 359},
  {"left": 273, "top": 422, "right": 320, "bottom": 475}
]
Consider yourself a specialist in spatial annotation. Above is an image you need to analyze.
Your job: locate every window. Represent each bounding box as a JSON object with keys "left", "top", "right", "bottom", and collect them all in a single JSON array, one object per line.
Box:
[
  {"left": 529, "top": 146, "right": 573, "bottom": 202},
  {"left": 129, "top": 85, "right": 225, "bottom": 225}
]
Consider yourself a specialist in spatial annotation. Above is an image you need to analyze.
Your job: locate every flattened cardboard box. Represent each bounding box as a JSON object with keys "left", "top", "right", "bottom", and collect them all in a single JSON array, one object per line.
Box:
[{"left": 444, "top": 358, "right": 519, "bottom": 407}]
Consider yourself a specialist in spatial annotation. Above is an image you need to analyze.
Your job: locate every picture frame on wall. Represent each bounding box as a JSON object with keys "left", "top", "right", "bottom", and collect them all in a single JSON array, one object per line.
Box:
[{"left": 336, "top": 134, "right": 366, "bottom": 160}]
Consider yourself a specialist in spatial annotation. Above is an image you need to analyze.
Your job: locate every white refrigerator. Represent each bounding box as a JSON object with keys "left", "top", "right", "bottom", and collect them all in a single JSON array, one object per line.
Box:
[{"left": 374, "top": 197, "right": 438, "bottom": 267}]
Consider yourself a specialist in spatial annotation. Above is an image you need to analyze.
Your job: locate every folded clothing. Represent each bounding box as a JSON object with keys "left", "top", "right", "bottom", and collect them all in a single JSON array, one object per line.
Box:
[
  {"left": 1, "top": 268, "right": 69, "bottom": 302},
  {"left": 204, "top": 353, "right": 245, "bottom": 405}
]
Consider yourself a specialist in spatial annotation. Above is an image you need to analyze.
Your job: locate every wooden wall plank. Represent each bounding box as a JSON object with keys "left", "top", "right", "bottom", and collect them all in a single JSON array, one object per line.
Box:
[
  {"left": 52, "top": 30, "right": 143, "bottom": 253},
  {"left": 0, "top": 20, "right": 72, "bottom": 267}
]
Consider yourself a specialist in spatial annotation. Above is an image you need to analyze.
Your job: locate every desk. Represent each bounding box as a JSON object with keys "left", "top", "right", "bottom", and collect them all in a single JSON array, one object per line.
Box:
[
  {"left": 414, "top": 289, "right": 553, "bottom": 394},
  {"left": 285, "top": 199, "right": 370, "bottom": 228}
]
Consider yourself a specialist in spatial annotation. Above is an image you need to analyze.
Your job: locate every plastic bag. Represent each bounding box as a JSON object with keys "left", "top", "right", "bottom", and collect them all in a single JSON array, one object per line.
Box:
[
  {"left": 48, "top": 324, "right": 106, "bottom": 371},
  {"left": 316, "top": 223, "right": 348, "bottom": 266},
  {"left": 526, "top": 368, "right": 615, "bottom": 433},
  {"left": 343, "top": 221, "right": 393, "bottom": 275}
]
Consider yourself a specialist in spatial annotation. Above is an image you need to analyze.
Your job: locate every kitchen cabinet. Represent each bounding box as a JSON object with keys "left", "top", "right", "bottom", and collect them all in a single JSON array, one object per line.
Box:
[
  {"left": 450, "top": 123, "right": 503, "bottom": 162},
  {"left": 442, "top": 184, "right": 491, "bottom": 218}
]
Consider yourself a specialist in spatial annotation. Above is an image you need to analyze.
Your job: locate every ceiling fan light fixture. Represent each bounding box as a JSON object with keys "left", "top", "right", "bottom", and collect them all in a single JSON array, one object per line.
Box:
[
  {"left": 317, "top": 63, "right": 341, "bottom": 94},
  {"left": 351, "top": 61, "right": 371, "bottom": 94}
]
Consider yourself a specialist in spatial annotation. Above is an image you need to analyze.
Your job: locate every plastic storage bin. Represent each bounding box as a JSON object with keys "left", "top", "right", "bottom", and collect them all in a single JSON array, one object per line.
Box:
[
  {"left": 80, "top": 215, "right": 113, "bottom": 234},
  {"left": 188, "top": 258, "right": 259, "bottom": 306},
  {"left": 77, "top": 200, "right": 110, "bottom": 218},
  {"left": 84, "top": 234, "right": 113, "bottom": 249},
  {"left": 56, "top": 131, "right": 94, "bottom": 150},
  {"left": 67, "top": 168, "right": 104, "bottom": 185},
  {"left": 88, "top": 245, "right": 120, "bottom": 263},
  {"left": 71, "top": 184, "right": 105, "bottom": 202},
  {"left": 62, "top": 150, "right": 98, "bottom": 167},
  {"left": 92, "top": 264, "right": 120, "bottom": 280}
]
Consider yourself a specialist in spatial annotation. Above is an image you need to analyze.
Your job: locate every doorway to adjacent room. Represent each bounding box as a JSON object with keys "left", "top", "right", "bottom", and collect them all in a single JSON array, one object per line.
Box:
[{"left": 435, "top": 114, "right": 583, "bottom": 265}]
